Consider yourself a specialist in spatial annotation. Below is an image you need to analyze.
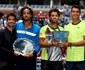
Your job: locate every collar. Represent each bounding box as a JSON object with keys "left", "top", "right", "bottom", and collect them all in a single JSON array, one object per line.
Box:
[{"left": 72, "top": 20, "right": 81, "bottom": 25}]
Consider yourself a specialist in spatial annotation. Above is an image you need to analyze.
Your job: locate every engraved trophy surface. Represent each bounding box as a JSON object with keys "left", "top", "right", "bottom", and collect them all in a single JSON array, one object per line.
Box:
[
  {"left": 13, "top": 38, "right": 35, "bottom": 55},
  {"left": 52, "top": 31, "right": 69, "bottom": 43}
]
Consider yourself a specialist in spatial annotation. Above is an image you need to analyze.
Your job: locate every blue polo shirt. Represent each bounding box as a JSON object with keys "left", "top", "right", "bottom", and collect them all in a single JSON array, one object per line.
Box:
[{"left": 15, "top": 22, "right": 41, "bottom": 54}]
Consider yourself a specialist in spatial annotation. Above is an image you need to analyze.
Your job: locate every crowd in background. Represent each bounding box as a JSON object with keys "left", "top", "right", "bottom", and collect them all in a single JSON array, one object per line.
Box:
[
  {"left": 0, "top": 7, "right": 85, "bottom": 28},
  {"left": 0, "top": 4, "right": 85, "bottom": 70}
]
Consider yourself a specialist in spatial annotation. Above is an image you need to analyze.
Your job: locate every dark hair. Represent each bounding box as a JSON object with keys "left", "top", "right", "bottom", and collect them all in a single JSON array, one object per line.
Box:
[
  {"left": 7, "top": 13, "right": 16, "bottom": 21},
  {"left": 20, "top": 6, "right": 33, "bottom": 21},
  {"left": 49, "top": 8, "right": 60, "bottom": 17},
  {"left": 71, "top": 5, "right": 81, "bottom": 12}
]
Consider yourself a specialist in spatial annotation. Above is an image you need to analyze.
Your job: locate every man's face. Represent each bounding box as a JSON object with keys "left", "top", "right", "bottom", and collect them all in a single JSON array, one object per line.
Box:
[
  {"left": 22, "top": 9, "right": 32, "bottom": 21},
  {"left": 7, "top": 16, "right": 16, "bottom": 27},
  {"left": 50, "top": 12, "right": 59, "bottom": 23},
  {"left": 71, "top": 8, "right": 81, "bottom": 20}
]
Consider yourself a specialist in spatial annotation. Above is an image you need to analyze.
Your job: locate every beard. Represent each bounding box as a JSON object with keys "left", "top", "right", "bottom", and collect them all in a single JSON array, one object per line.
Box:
[
  {"left": 50, "top": 19, "right": 58, "bottom": 24},
  {"left": 22, "top": 17, "right": 31, "bottom": 21},
  {"left": 72, "top": 17, "right": 79, "bottom": 21},
  {"left": 7, "top": 24, "right": 14, "bottom": 28}
]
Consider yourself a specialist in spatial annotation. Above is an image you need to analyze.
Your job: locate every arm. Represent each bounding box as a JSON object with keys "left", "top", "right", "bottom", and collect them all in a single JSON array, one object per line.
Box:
[
  {"left": 69, "top": 36, "right": 85, "bottom": 46},
  {"left": 34, "top": 28, "right": 41, "bottom": 54},
  {"left": 0, "top": 30, "right": 14, "bottom": 56},
  {"left": 39, "top": 27, "right": 58, "bottom": 48},
  {"left": 59, "top": 36, "right": 85, "bottom": 48},
  {"left": 39, "top": 37, "right": 59, "bottom": 48},
  {"left": 39, "top": 39, "right": 53, "bottom": 48}
]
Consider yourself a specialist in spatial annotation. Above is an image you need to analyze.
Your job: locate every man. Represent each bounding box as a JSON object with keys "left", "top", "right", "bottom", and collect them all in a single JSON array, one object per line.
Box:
[
  {"left": 0, "top": 13, "right": 17, "bottom": 70},
  {"left": 39, "top": 8, "right": 63, "bottom": 70},
  {"left": 15, "top": 6, "right": 41, "bottom": 70},
  {"left": 60, "top": 5, "right": 85, "bottom": 70}
]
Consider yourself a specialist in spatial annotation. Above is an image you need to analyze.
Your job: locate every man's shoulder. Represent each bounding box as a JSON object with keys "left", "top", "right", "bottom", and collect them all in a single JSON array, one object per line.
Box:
[
  {"left": 64, "top": 23, "right": 71, "bottom": 27},
  {"left": 42, "top": 24, "right": 48, "bottom": 28},
  {"left": 79, "top": 20, "right": 85, "bottom": 27},
  {"left": 33, "top": 23, "right": 41, "bottom": 29},
  {"left": 39, "top": 25, "right": 49, "bottom": 33},
  {"left": 81, "top": 20, "right": 85, "bottom": 23},
  {"left": 40, "top": 25, "right": 49, "bottom": 30},
  {"left": 0, "top": 29, "right": 4, "bottom": 33},
  {"left": 58, "top": 25, "right": 64, "bottom": 30},
  {"left": 15, "top": 22, "right": 23, "bottom": 27},
  {"left": 0, "top": 29, "right": 5, "bottom": 35},
  {"left": 17, "top": 20, "right": 23, "bottom": 22},
  {"left": 15, "top": 22, "right": 24, "bottom": 30},
  {"left": 16, "top": 21, "right": 23, "bottom": 25}
]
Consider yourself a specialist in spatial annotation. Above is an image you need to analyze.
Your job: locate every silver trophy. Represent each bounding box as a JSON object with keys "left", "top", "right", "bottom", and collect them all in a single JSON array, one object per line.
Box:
[
  {"left": 13, "top": 38, "right": 35, "bottom": 55},
  {"left": 52, "top": 31, "right": 69, "bottom": 43}
]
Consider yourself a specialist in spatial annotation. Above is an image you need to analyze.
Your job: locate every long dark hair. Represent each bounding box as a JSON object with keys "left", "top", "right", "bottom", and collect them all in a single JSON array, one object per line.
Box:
[{"left": 20, "top": 6, "right": 33, "bottom": 22}]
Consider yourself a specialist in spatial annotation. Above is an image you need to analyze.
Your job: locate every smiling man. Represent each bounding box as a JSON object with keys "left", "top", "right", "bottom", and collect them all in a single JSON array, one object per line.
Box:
[
  {"left": 62, "top": 5, "right": 85, "bottom": 70},
  {"left": 15, "top": 6, "right": 41, "bottom": 70},
  {"left": 0, "top": 13, "right": 17, "bottom": 70},
  {"left": 39, "top": 8, "right": 63, "bottom": 70}
]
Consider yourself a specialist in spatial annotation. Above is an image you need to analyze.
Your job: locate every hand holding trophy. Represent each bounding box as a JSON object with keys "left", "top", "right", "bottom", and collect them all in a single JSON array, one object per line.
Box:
[
  {"left": 52, "top": 31, "right": 69, "bottom": 47},
  {"left": 13, "top": 38, "right": 35, "bottom": 55}
]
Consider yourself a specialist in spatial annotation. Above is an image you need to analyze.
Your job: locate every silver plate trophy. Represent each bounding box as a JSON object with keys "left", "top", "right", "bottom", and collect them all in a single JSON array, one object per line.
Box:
[
  {"left": 52, "top": 31, "right": 69, "bottom": 43},
  {"left": 13, "top": 38, "right": 35, "bottom": 55}
]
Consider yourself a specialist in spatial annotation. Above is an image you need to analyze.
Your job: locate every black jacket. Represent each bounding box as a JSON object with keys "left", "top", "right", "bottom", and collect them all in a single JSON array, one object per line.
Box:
[{"left": 0, "top": 27, "right": 17, "bottom": 69}]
